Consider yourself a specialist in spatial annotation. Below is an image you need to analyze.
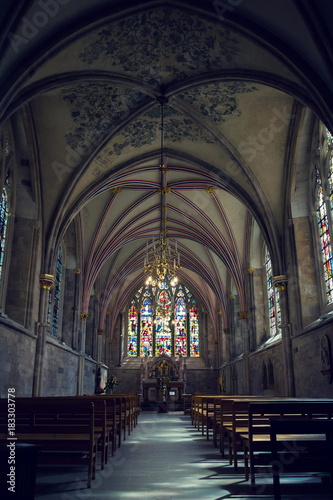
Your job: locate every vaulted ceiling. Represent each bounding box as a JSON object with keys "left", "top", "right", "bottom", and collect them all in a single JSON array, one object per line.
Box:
[{"left": 0, "top": 0, "right": 332, "bottom": 331}]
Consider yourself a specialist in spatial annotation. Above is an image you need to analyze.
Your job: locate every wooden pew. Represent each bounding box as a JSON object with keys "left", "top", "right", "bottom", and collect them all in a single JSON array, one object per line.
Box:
[
  {"left": 270, "top": 418, "right": 333, "bottom": 500},
  {"left": 240, "top": 400, "right": 333, "bottom": 487},
  {"left": 0, "top": 399, "right": 100, "bottom": 488},
  {"left": 9, "top": 395, "right": 113, "bottom": 467}
]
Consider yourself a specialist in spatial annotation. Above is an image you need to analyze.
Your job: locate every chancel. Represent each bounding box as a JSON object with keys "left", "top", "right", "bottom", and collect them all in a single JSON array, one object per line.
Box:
[{"left": 1, "top": 1, "right": 333, "bottom": 499}]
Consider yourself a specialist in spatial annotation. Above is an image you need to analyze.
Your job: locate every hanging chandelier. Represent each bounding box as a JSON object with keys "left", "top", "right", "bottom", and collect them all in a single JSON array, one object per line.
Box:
[
  {"left": 144, "top": 234, "right": 180, "bottom": 284},
  {"left": 143, "top": 94, "right": 180, "bottom": 286}
]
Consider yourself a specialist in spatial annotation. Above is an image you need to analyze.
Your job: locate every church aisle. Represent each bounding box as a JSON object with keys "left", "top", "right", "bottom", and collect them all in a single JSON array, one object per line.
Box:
[{"left": 35, "top": 412, "right": 332, "bottom": 500}]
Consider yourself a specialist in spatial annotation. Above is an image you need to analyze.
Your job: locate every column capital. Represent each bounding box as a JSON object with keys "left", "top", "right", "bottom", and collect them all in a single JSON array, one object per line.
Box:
[
  {"left": 247, "top": 268, "right": 254, "bottom": 274},
  {"left": 273, "top": 275, "right": 288, "bottom": 291},
  {"left": 39, "top": 274, "right": 55, "bottom": 290},
  {"left": 80, "top": 312, "right": 89, "bottom": 320}
]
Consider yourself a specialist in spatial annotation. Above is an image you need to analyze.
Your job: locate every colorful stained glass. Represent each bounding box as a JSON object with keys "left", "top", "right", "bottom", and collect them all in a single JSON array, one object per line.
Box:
[
  {"left": 316, "top": 165, "right": 333, "bottom": 303},
  {"left": 127, "top": 279, "right": 199, "bottom": 356},
  {"left": 0, "top": 188, "right": 9, "bottom": 280},
  {"left": 326, "top": 128, "right": 333, "bottom": 145},
  {"left": 174, "top": 297, "right": 187, "bottom": 356},
  {"left": 128, "top": 304, "right": 138, "bottom": 356},
  {"left": 52, "top": 246, "right": 63, "bottom": 336},
  {"left": 265, "top": 249, "right": 281, "bottom": 336},
  {"left": 155, "top": 291, "right": 172, "bottom": 355},
  {"left": 189, "top": 307, "right": 199, "bottom": 356},
  {"left": 4, "top": 136, "right": 10, "bottom": 158},
  {"left": 140, "top": 298, "right": 153, "bottom": 355}
]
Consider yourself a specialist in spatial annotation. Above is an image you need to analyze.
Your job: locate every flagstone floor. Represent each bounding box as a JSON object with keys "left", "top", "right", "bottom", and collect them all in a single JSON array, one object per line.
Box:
[{"left": 34, "top": 411, "right": 332, "bottom": 500}]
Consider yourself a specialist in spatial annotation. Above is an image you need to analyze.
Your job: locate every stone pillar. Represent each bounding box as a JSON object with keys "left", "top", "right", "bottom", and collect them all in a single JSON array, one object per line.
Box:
[
  {"left": 33, "top": 274, "right": 55, "bottom": 396},
  {"left": 92, "top": 295, "right": 99, "bottom": 359},
  {"left": 217, "top": 311, "right": 223, "bottom": 366},
  {"left": 118, "top": 312, "right": 124, "bottom": 366},
  {"left": 186, "top": 312, "right": 190, "bottom": 357},
  {"left": 97, "top": 329, "right": 104, "bottom": 363},
  {"left": 137, "top": 312, "right": 141, "bottom": 357},
  {"left": 228, "top": 295, "right": 235, "bottom": 360},
  {"left": 77, "top": 312, "right": 89, "bottom": 395},
  {"left": 105, "top": 311, "right": 111, "bottom": 366},
  {"left": 72, "top": 269, "right": 81, "bottom": 350},
  {"left": 239, "top": 311, "right": 250, "bottom": 394},
  {"left": 203, "top": 311, "right": 208, "bottom": 365},
  {"left": 273, "top": 275, "right": 295, "bottom": 396},
  {"left": 247, "top": 268, "right": 256, "bottom": 351}
]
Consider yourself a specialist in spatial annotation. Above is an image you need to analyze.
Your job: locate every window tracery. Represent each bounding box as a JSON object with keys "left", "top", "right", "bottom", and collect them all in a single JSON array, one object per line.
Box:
[{"left": 127, "top": 279, "right": 199, "bottom": 357}]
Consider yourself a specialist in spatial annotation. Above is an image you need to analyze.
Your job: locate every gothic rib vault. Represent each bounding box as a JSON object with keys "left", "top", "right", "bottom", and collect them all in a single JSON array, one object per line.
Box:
[{"left": 0, "top": 0, "right": 333, "bottom": 345}]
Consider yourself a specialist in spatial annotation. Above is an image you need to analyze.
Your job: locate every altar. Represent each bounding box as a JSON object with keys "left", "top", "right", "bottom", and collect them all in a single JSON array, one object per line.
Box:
[
  {"left": 141, "top": 354, "right": 186, "bottom": 404},
  {"left": 142, "top": 380, "right": 185, "bottom": 402}
]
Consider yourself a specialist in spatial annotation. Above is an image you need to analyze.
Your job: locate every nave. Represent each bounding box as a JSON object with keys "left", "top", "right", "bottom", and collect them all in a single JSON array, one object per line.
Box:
[{"left": 34, "top": 411, "right": 332, "bottom": 500}]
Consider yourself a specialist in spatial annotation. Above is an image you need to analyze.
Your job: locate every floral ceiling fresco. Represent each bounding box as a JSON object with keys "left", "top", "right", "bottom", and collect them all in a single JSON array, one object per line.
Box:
[
  {"left": 61, "top": 83, "right": 149, "bottom": 150},
  {"left": 79, "top": 7, "right": 240, "bottom": 85},
  {"left": 178, "top": 82, "right": 259, "bottom": 123},
  {"left": 61, "top": 82, "right": 258, "bottom": 155}
]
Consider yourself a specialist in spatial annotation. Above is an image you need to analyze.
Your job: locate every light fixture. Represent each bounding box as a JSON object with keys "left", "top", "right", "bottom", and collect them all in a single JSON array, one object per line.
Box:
[{"left": 143, "top": 95, "right": 180, "bottom": 286}]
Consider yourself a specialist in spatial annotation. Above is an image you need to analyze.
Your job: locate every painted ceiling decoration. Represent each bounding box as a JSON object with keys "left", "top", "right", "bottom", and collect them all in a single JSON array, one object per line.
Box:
[
  {"left": 1, "top": 0, "right": 332, "bottom": 340},
  {"left": 177, "top": 83, "right": 259, "bottom": 123},
  {"left": 61, "top": 84, "right": 150, "bottom": 151},
  {"left": 61, "top": 81, "right": 259, "bottom": 155},
  {"left": 79, "top": 7, "right": 240, "bottom": 84}
]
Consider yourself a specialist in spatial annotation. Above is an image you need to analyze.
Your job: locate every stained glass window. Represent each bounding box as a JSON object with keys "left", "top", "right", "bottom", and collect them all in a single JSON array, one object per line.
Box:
[
  {"left": 140, "top": 297, "right": 153, "bottom": 355},
  {"left": 189, "top": 307, "right": 200, "bottom": 355},
  {"left": 155, "top": 291, "right": 172, "bottom": 355},
  {"left": 127, "top": 280, "right": 200, "bottom": 356},
  {"left": 4, "top": 136, "right": 10, "bottom": 158},
  {"left": 264, "top": 249, "right": 281, "bottom": 336},
  {"left": 51, "top": 246, "right": 63, "bottom": 336},
  {"left": 0, "top": 187, "right": 9, "bottom": 280},
  {"left": 128, "top": 304, "right": 138, "bottom": 356},
  {"left": 174, "top": 295, "right": 187, "bottom": 356},
  {"left": 316, "top": 165, "right": 333, "bottom": 303}
]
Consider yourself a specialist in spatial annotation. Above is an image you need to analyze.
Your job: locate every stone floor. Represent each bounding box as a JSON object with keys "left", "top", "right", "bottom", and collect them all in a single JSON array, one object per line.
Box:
[{"left": 34, "top": 411, "right": 332, "bottom": 500}]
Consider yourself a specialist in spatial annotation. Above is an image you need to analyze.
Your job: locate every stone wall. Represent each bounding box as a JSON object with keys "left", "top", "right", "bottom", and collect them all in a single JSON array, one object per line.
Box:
[
  {"left": 106, "top": 366, "right": 219, "bottom": 396},
  {"left": 222, "top": 319, "right": 333, "bottom": 398},
  {"left": 0, "top": 321, "right": 36, "bottom": 397},
  {"left": 185, "top": 369, "right": 218, "bottom": 394},
  {"left": 107, "top": 367, "right": 142, "bottom": 394},
  {"left": 83, "top": 357, "right": 98, "bottom": 395},
  {"left": 41, "top": 338, "right": 79, "bottom": 396},
  {"left": 292, "top": 323, "right": 333, "bottom": 398}
]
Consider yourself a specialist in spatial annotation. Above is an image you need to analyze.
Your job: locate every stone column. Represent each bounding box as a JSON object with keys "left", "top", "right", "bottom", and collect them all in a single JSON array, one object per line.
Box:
[
  {"left": 77, "top": 312, "right": 89, "bottom": 395},
  {"left": 33, "top": 274, "right": 55, "bottom": 396},
  {"left": 247, "top": 268, "right": 256, "bottom": 351},
  {"left": 273, "top": 275, "right": 295, "bottom": 396},
  {"left": 203, "top": 311, "right": 208, "bottom": 364},
  {"left": 118, "top": 312, "right": 124, "bottom": 366},
  {"left": 97, "top": 329, "right": 104, "bottom": 363},
  {"left": 137, "top": 312, "right": 141, "bottom": 357},
  {"left": 186, "top": 312, "right": 190, "bottom": 357},
  {"left": 228, "top": 295, "right": 235, "bottom": 360},
  {"left": 105, "top": 311, "right": 111, "bottom": 365},
  {"left": 72, "top": 269, "right": 81, "bottom": 350},
  {"left": 239, "top": 311, "right": 250, "bottom": 394},
  {"left": 217, "top": 311, "right": 223, "bottom": 366}
]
